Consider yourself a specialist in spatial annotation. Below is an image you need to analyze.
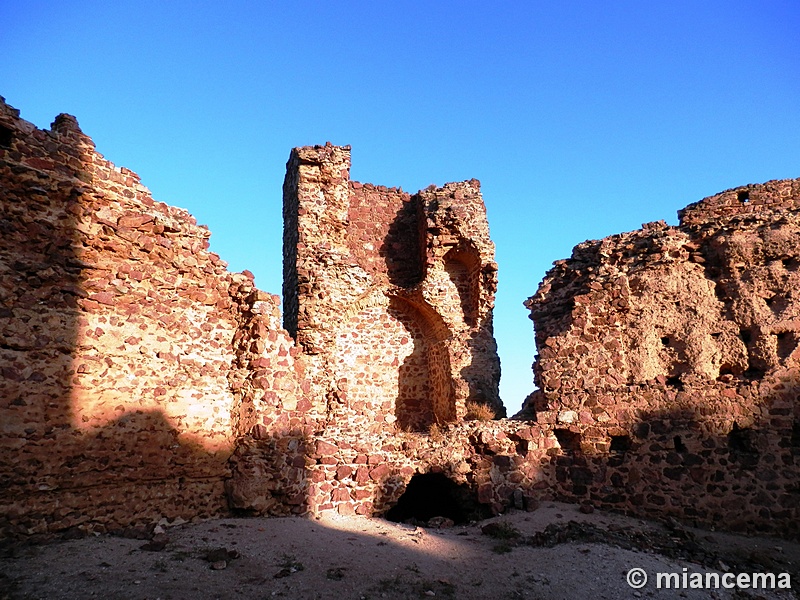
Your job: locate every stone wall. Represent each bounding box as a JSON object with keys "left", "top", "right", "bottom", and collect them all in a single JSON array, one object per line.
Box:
[
  {"left": 521, "top": 181, "right": 800, "bottom": 538},
  {"left": 0, "top": 97, "right": 266, "bottom": 536},
  {"left": 226, "top": 144, "right": 505, "bottom": 517},
  {"left": 679, "top": 178, "right": 800, "bottom": 226},
  {"left": 281, "top": 144, "right": 503, "bottom": 429},
  {"left": 3, "top": 94, "right": 798, "bottom": 541},
  {"left": 0, "top": 103, "right": 507, "bottom": 535}
]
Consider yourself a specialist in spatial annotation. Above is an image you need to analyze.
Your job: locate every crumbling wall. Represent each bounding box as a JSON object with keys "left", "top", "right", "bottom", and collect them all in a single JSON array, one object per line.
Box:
[
  {"left": 281, "top": 144, "right": 503, "bottom": 431},
  {"left": 522, "top": 180, "right": 800, "bottom": 537},
  {"left": 0, "top": 97, "right": 299, "bottom": 536},
  {"left": 417, "top": 182, "right": 502, "bottom": 419},
  {"left": 5, "top": 94, "right": 798, "bottom": 540},
  {"left": 225, "top": 144, "right": 505, "bottom": 518},
  {"left": 0, "top": 112, "right": 506, "bottom": 534}
]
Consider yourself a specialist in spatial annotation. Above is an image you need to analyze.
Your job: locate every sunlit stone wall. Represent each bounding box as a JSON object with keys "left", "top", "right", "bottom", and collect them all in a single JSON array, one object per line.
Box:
[{"left": 0, "top": 97, "right": 253, "bottom": 535}]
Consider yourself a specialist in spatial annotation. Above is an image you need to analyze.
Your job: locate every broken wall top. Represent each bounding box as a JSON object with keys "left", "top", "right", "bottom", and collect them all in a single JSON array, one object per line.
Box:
[
  {"left": 527, "top": 175, "right": 800, "bottom": 399},
  {"left": 282, "top": 143, "right": 498, "bottom": 345},
  {"left": 679, "top": 178, "right": 800, "bottom": 226},
  {"left": 282, "top": 142, "right": 503, "bottom": 421},
  {"left": 0, "top": 95, "right": 292, "bottom": 536}
]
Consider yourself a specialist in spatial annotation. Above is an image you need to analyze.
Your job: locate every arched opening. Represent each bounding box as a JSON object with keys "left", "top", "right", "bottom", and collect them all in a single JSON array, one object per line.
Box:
[
  {"left": 385, "top": 472, "right": 490, "bottom": 525},
  {"left": 332, "top": 297, "right": 431, "bottom": 428},
  {"left": 332, "top": 294, "right": 454, "bottom": 432},
  {"left": 443, "top": 247, "right": 480, "bottom": 327},
  {"left": 392, "top": 298, "right": 434, "bottom": 431},
  {"left": 392, "top": 295, "right": 455, "bottom": 430}
]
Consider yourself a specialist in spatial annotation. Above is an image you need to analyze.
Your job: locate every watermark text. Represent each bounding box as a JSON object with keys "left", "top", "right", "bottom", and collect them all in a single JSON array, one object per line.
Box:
[{"left": 626, "top": 567, "right": 791, "bottom": 590}]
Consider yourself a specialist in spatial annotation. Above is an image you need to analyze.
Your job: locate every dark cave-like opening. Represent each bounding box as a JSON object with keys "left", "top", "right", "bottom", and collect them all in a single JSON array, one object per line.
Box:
[
  {"left": 553, "top": 428, "right": 582, "bottom": 452},
  {"left": 609, "top": 434, "right": 631, "bottom": 453},
  {"left": 0, "top": 124, "right": 12, "bottom": 148},
  {"left": 728, "top": 422, "right": 755, "bottom": 453},
  {"left": 385, "top": 472, "right": 490, "bottom": 525}
]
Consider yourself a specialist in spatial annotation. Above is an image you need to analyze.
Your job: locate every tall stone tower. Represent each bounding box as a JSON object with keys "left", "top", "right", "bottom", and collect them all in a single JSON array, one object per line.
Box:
[{"left": 282, "top": 143, "right": 504, "bottom": 431}]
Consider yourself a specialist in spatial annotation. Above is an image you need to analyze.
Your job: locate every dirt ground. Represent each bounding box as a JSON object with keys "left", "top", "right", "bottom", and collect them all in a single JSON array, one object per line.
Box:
[{"left": 1, "top": 502, "right": 797, "bottom": 600}]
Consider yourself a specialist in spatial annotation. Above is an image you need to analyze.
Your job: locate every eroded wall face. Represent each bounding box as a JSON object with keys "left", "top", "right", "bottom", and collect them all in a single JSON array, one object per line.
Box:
[
  {"left": 7, "top": 94, "right": 798, "bottom": 540},
  {"left": 347, "top": 185, "right": 424, "bottom": 288},
  {"left": 0, "top": 99, "right": 262, "bottom": 536},
  {"left": 332, "top": 300, "right": 433, "bottom": 431},
  {"left": 209, "top": 144, "right": 506, "bottom": 520},
  {"left": 222, "top": 143, "right": 508, "bottom": 522},
  {"left": 523, "top": 184, "right": 800, "bottom": 538},
  {"left": 281, "top": 144, "right": 503, "bottom": 431},
  {"left": 0, "top": 115, "right": 506, "bottom": 535}
]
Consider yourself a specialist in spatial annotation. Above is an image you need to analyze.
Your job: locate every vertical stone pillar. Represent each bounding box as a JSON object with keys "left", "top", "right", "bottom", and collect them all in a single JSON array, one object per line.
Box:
[{"left": 282, "top": 143, "right": 354, "bottom": 352}]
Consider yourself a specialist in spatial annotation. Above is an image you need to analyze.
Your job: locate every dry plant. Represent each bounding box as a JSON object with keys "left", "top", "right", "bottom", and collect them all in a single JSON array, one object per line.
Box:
[
  {"left": 465, "top": 400, "right": 495, "bottom": 421},
  {"left": 428, "top": 422, "right": 444, "bottom": 442}
]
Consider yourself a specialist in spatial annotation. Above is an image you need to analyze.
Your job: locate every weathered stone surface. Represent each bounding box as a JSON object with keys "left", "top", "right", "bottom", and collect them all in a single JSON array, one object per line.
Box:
[
  {"left": 0, "top": 96, "right": 295, "bottom": 535},
  {"left": 224, "top": 143, "right": 506, "bottom": 521},
  {"left": 281, "top": 144, "right": 503, "bottom": 429},
  {"left": 521, "top": 180, "right": 800, "bottom": 538},
  {"left": 0, "top": 99, "right": 507, "bottom": 534},
  {"left": 2, "top": 94, "right": 798, "bottom": 540}
]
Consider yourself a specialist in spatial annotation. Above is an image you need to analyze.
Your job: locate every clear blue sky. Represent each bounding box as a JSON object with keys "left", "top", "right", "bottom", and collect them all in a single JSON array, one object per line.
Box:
[{"left": 3, "top": 1, "right": 798, "bottom": 414}]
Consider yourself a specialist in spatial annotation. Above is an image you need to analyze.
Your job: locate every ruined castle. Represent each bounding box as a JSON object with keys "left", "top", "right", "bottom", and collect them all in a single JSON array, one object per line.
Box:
[{"left": 1, "top": 97, "right": 798, "bottom": 539}]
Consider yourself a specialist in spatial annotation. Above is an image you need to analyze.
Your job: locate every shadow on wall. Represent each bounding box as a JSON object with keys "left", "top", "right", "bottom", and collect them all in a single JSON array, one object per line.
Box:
[
  {"left": 381, "top": 196, "right": 424, "bottom": 288},
  {"left": 391, "top": 295, "right": 459, "bottom": 431},
  {"left": 545, "top": 381, "right": 800, "bottom": 538},
  {"left": 389, "top": 297, "right": 435, "bottom": 431},
  {"left": 395, "top": 330, "right": 433, "bottom": 432},
  {"left": 226, "top": 429, "right": 311, "bottom": 517},
  {"left": 0, "top": 113, "right": 232, "bottom": 537},
  {"left": 382, "top": 198, "right": 471, "bottom": 430},
  {"left": 443, "top": 248, "right": 479, "bottom": 327},
  {"left": 459, "top": 329, "right": 505, "bottom": 418}
]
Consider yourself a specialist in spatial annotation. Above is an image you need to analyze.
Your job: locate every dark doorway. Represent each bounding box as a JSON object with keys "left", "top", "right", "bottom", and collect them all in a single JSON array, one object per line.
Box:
[{"left": 385, "top": 472, "right": 490, "bottom": 524}]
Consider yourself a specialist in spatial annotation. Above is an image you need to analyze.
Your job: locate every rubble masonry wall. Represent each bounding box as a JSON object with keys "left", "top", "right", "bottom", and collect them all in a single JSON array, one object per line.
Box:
[
  {"left": 2, "top": 95, "right": 798, "bottom": 539},
  {"left": 523, "top": 182, "right": 800, "bottom": 537},
  {"left": 0, "top": 98, "right": 295, "bottom": 535}
]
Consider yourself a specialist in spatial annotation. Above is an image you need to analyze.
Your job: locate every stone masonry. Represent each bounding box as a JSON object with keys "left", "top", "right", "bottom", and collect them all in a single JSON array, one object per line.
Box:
[
  {"left": 282, "top": 143, "right": 503, "bottom": 430},
  {"left": 0, "top": 98, "right": 297, "bottom": 535},
  {"left": 227, "top": 143, "right": 505, "bottom": 517},
  {"left": 522, "top": 180, "right": 800, "bottom": 537},
  {"left": 1, "top": 96, "right": 798, "bottom": 540}
]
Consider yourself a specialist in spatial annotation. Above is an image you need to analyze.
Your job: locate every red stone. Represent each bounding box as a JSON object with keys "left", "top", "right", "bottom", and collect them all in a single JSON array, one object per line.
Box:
[
  {"left": 118, "top": 214, "right": 154, "bottom": 229},
  {"left": 478, "top": 483, "right": 493, "bottom": 504},
  {"left": 337, "top": 503, "right": 355, "bottom": 516},
  {"left": 25, "top": 158, "right": 55, "bottom": 170},
  {"left": 285, "top": 492, "right": 304, "bottom": 505},
  {"left": 332, "top": 488, "right": 351, "bottom": 502},
  {"left": 369, "top": 464, "right": 390, "bottom": 481},
  {"left": 89, "top": 292, "right": 115, "bottom": 305}
]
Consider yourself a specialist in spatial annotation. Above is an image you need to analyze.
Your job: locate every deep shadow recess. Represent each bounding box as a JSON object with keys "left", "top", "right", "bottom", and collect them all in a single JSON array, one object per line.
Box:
[{"left": 385, "top": 472, "right": 490, "bottom": 525}]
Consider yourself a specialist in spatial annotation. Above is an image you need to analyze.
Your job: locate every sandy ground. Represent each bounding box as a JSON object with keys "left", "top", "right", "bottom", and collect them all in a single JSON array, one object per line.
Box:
[{"left": 1, "top": 502, "right": 798, "bottom": 600}]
